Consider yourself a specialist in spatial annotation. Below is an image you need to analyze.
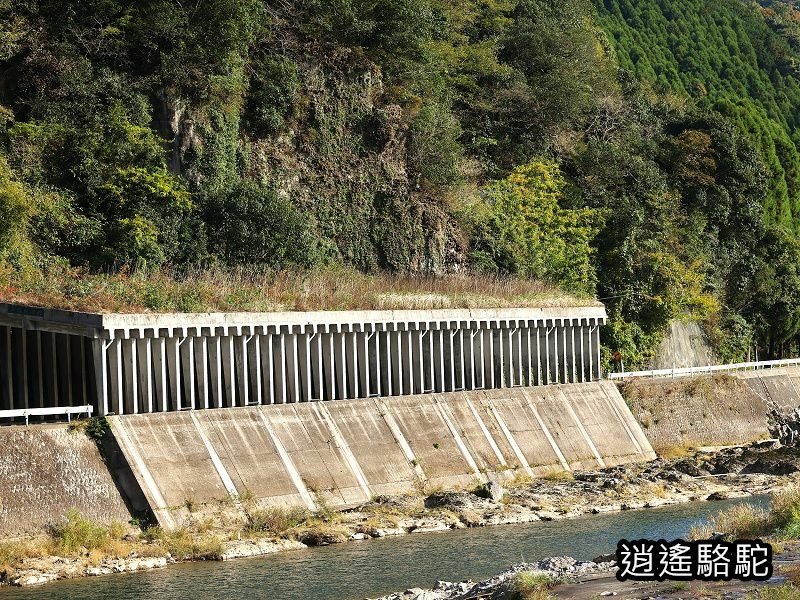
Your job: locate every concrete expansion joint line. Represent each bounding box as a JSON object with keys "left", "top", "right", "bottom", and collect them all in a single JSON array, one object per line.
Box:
[
  {"left": 313, "top": 402, "right": 372, "bottom": 500},
  {"left": 188, "top": 411, "right": 244, "bottom": 513}
]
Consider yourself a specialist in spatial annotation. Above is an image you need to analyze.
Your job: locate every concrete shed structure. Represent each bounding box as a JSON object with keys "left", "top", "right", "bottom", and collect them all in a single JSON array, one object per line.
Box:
[{"left": 0, "top": 303, "right": 605, "bottom": 416}]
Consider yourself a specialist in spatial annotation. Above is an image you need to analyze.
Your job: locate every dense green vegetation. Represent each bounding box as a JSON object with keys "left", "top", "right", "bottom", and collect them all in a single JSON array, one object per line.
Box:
[
  {"left": 596, "top": 0, "right": 800, "bottom": 229},
  {"left": 4, "top": 0, "right": 800, "bottom": 366}
]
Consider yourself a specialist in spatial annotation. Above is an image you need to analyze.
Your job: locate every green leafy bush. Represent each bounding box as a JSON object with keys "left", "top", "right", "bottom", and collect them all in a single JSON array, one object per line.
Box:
[
  {"left": 208, "top": 182, "right": 319, "bottom": 268},
  {"left": 469, "top": 160, "right": 601, "bottom": 294}
]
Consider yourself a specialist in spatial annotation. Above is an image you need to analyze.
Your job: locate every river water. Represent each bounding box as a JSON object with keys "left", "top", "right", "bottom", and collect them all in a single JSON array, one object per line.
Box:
[{"left": 3, "top": 496, "right": 768, "bottom": 600}]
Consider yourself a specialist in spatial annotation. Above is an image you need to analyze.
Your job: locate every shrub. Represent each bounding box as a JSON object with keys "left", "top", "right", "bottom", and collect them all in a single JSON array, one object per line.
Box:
[
  {"left": 208, "top": 182, "right": 318, "bottom": 268},
  {"left": 50, "top": 509, "right": 127, "bottom": 554},
  {"left": 0, "top": 157, "right": 30, "bottom": 254},
  {"left": 246, "top": 506, "right": 310, "bottom": 536},
  {"left": 246, "top": 56, "right": 300, "bottom": 135},
  {"left": 84, "top": 417, "right": 110, "bottom": 442},
  {"left": 769, "top": 487, "right": 800, "bottom": 539}
]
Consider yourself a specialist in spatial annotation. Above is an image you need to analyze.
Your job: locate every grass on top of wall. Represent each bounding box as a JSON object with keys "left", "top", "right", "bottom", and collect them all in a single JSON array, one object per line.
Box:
[{"left": 0, "top": 262, "right": 594, "bottom": 314}]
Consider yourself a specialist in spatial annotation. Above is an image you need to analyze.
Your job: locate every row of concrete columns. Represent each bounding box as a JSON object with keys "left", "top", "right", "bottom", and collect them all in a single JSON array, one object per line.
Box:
[
  {"left": 0, "top": 326, "right": 94, "bottom": 412},
  {"left": 0, "top": 318, "right": 602, "bottom": 416}
]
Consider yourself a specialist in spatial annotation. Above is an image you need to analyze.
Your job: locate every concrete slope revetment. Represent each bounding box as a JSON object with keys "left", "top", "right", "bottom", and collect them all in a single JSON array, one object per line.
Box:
[{"left": 108, "top": 382, "right": 656, "bottom": 529}]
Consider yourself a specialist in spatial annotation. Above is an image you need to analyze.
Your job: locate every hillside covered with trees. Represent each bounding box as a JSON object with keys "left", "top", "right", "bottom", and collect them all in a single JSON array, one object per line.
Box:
[{"left": 3, "top": 0, "right": 800, "bottom": 367}]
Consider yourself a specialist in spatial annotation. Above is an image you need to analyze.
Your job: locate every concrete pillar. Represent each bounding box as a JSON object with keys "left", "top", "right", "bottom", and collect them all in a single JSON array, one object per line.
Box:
[
  {"left": 570, "top": 322, "right": 577, "bottom": 383},
  {"left": 499, "top": 326, "right": 511, "bottom": 388},
  {"left": 272, "top": 333, "right": 287, "bottom": 404},
  {"left": 91, "top": 338, "right": 109, "bottom": 416},
  {"left": 297, "top": 332, "right": 312, "bottom": 402},
  {"left": 2, "top": 327, "right": 12, "bottom": 410},
  {"left": 20, "top": 328, "right": 29, "bottom": 409},
  {"left": 196, "top": 336, "right": 209, "bottom": 409},
  {"left": 463, "top": 327, "right": 475, "bottom": 390},
  {"left": 368, "top": 332, "right": 380, "bottom": 396},
  {"left": 207, "top": 336, "right": 223, "bottom": 408},
  {"left": 310, "top": 331, "right": 323, "bottom": 401},
  {"left": 260, "top": 333, "right": 274, "bottom": 404},
  {"left": 443, "top": 328, "right": 455, "bottom": 392},
  {"left": 544, "top": 325, "right": 553, "bottom": 384},
  {"left": 357, "top": 331, "right": 370, "bottom": 398},
  {"left": 534, "top": 325, "right": 543, "bottom": 386},
  {"left": 153, "top": 338, "right": 168, "bottom": 412},
  {"left": 285, "top": 330, "right": 300, "bottom": 403},
  {"left": 389, "top": 329, "right": 402, "bottom": 396},
  {"left": 379, "top": 330, "right": 392, "bottom": 396},
  {"left": 402, "top": 329, "right": 413, "bottom": 395},
  {"left": 218, "top": 335, "right": 233, "bottom": 407},
  {"left": 321, "top": 332, "right": 335, "bottom": 400},
  {"left": 122, "top": 339, "right": 137, "bottom": 414},
  {"left": 35, "top": 331, "right": 44, "bottom": 408},
  {"left": 186, "top": 337, "right": 197, "bottom": 409},
  {"left": 422, "top": 330, "right": 434, "bottom": 392},
  {"left": 80, "top": 337, "right": 89, "bottom": 405},
  {"left": 109, "top": 339, "right": 124, "bottom": 414},
  {"left": 492, "top": 322, "right": 507, "bottom": 389},
  {"left": 482, "top": 327, "right": 494, "bottom": 389},
  {"left": 64, "top": 335, "right": 74, "bottom": 406},
  {"left": 334, "top": 331, "right": 347, "bottom": 399},
  {"left": 234, "top": 335, "right": 249, "bottom": 406},
  {"left": 576, "top": 321, "right": 585, "bottom": 383},
  {"left": 454, "top": 329, "right": 465, "bottom": 391},
  {"left": 50, "top": 333, "right": 59, "bottom": 408},
  {"left": 561, "top": 324, "right": 569, "bottom": 383},
  {"left": 166, "top": 337, "right": 181, "bottom": 411},
  {"left": 433, "top": 328, "right": 445, "bottom": 392},
  {"left": 473, "top": 329, "right": 484, "bottom": 389},
  {"left": 521, "top": 326, "right": 531, "bottom": 386},
  {"left": 411, "top": 330, "right": 424, "bottom": 394},
  {"left": 138, "top": 337, "right": 154, "bottom": 413},
  {"left": 594, "top": 323, "right": 602, "bottom": 381},
  {"left": 347, "top": 330, "right": 359, "bottom": 398}
]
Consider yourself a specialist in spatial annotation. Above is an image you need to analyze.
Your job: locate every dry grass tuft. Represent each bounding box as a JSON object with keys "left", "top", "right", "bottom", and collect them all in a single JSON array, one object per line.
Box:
[
  {"left": 754, "top": 583, "right": 800, "bottom": 599},
  {"left": 294, "top": 523, "right": 350, "bottom": 546},
  {"left": 540, "top": 470, "right": 574, "bottom": 482},
  {"left": 0, "top": 538, "right": 52, "bottom": 581},
  {"left": 140, "top": 526, "right": 223, "bottom": 560},
  {"left": 245, "top": 506, "right": 311, "bottom": 537},
  {"left": 0, "top": 263, "right": 593, "bottom": 313},
  {"left": 689, "top": 503, "right": 771, "bottom": 541},
  {"left": 507, "top": 572, "right": 559, "bottom": 600},
  {"left": 50, "top": 509, "right": 131, "bottom": 556},
  {"left": 659, "top": 443, "right": 695, "bottom": 459},
  {"left": 689, "top": 487, "right": 800, "bottom": 542}
]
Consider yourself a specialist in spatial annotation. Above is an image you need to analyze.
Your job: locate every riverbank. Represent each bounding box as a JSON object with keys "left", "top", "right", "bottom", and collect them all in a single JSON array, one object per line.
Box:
[
  {"left": 371, "top": 550, "right": 800, "bottom": 600},
  {"left": 2, "top": 440, "right": 798, "bottom": 588},
  {"left": 372, "top": 475, "right": 800, "bottom": 600}
]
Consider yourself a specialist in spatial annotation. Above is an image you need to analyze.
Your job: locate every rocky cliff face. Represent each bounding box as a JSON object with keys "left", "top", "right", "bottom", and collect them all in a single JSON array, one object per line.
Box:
[{"left": 157, "top": 53, "right": 465, "bottom": 274}]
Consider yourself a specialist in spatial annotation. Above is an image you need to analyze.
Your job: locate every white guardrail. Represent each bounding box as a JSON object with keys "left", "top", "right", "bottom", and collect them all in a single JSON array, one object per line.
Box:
[
  {"left": 607, "top": 358, "right": 800, "bottom": 380},
  {"left": 0, "top": 405, "right": 93, "bottom": 425}
]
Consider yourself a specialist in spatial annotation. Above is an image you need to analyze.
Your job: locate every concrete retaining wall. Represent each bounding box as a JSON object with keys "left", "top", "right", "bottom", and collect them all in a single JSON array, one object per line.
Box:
[
  {"left": 621, "top": 367, "right": 800, "bottom": 452},
  {"left": 0, "top": 425, "right": 132, "bottom": 536},
  {"left": 109, "top": 383, "right": 655, "bottom": 529}
]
